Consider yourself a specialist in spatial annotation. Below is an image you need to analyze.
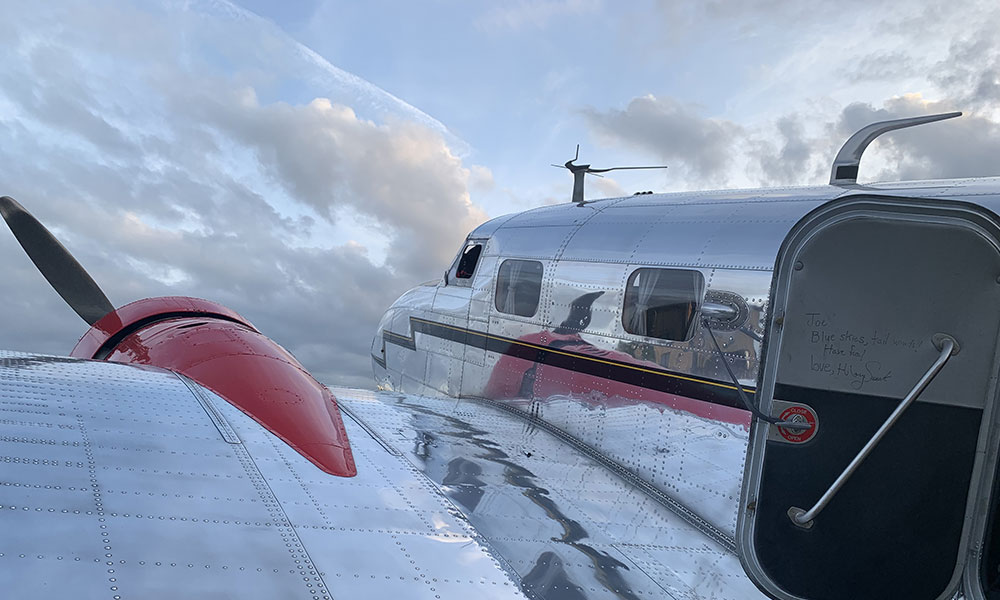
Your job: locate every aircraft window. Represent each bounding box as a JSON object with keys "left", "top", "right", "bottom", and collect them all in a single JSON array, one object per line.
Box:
[
  {"left": 455, "top": 243, "right": 483, "bottom": 280},
  {"left": 495, "top": 260, "right": 543, "bottom": 317},
  {"left": 622, "top": 268, "right": 704, "bottom": 341}
]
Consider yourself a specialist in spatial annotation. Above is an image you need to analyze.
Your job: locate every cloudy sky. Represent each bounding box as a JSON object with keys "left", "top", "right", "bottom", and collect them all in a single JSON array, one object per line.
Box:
[{"left": 0, "top": 0, "right": 997, "bottom": 387}]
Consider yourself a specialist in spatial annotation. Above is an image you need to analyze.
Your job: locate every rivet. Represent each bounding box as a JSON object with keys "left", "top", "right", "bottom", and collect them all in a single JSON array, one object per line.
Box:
[{"left": 793, "top": 261, "right": 803, "bottom": 271}]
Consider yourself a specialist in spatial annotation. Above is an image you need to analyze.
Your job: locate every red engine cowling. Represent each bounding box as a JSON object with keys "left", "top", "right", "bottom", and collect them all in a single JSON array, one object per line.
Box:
[{"left": 71, "top": 296, "right": 356, "bottom": 477}]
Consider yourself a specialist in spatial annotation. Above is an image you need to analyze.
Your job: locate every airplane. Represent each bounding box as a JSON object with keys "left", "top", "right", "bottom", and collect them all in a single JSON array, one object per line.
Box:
[{"left": 2, "top": 110, "right": 998, "bottom": 600}]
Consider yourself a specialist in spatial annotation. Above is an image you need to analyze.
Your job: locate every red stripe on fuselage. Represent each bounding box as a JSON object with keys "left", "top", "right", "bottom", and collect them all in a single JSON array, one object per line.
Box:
[{"left": 484, "top": 330, "right": 752, "bottom": 428}]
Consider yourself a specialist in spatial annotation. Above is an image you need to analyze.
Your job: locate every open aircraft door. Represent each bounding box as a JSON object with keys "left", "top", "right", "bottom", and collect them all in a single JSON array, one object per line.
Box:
[{"left": 738, "top": 195, "right": 1000, "bottom": 600}]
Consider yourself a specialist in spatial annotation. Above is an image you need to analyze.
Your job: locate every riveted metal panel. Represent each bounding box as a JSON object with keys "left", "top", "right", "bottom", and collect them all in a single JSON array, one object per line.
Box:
[
  {"left": 0, "top": 352, "right": 527, "bottom": 599},
  {"left": 629, "top": 201, "right": 822, "bottom": 270},
  {"left": 492, "top": 392, "right": 748, "bottom": 537},
  {"left": 560, "top": 219, "right": 657, "bottom": 263},
  {"left": 462, "top": 254, "right": 496, "bottom": 394},
  {"left": 488, "top": 226, "right": 578, "bottom": 260},
  {"left": 701, "top": 268, "right": 771, "bottom": 386},
  {"left": 500, "top": 203, "right": 601, "bottom": 228},
  {"left": 424, "top": 348, "right": 456, "bottom": 396},
  {"left": 392, "top": 284, "right": 437, "bottom": 318},
  {"left": 469, "top": 254, "right": 499, "bottom": 324},
  {"left": 331, "top": 387, "right": 765, "bottom": 599},
  {"left": 432, "top": 285, "right": 473, "bottom": 315},
  {"left": 469, "top": 213, "right": 518, "bottom": 239},
  {"left": 546, "top": 260, "right": 627, "bottom": 335},
  {"left": 614, "top": 185, "right": 842, "bottom": 207}
]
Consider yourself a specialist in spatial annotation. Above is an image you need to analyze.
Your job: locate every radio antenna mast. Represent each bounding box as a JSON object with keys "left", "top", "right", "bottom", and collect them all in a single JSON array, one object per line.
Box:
[{"left": 552, "top": 145, "right": 668, "bottom": 203}]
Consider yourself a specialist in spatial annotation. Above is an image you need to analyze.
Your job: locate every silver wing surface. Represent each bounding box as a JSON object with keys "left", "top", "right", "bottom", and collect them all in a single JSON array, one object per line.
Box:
[
  {"left": 334, "top": 388, "right": 765, "bottom": 600},
  {"left": 0, "top": 352, "right": 762, "bottom": 598}
]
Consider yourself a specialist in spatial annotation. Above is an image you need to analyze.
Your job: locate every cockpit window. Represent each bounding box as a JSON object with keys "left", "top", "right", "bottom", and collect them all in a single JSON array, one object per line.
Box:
[
  {"left": 495, "top": 259, "right": 543, "bottom": 317},
  {"left": 446, "top": 242, "right": 483, "bottom": 287},
  {"left": 622, "top": 268, "right": 704, "bottom": 341},
  {"left": 455, "top": 243, "right": 482, "bottom": 279}
]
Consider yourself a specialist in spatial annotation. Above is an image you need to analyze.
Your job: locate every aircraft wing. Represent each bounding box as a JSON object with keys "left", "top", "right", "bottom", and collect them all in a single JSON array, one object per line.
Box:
[{"left": 0, "top": 351, "right": 763, "bottom": 599}]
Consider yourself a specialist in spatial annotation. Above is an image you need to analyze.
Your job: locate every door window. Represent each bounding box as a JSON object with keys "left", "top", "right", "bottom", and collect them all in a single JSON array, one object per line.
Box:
[{"left": 622, "top": 268, "right": 704, "bottom": 341}]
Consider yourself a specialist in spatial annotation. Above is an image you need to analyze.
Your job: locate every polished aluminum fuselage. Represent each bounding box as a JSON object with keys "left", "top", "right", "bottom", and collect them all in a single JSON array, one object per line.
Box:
[
  {"left": 372, "top": 177, "right": 1000, "bottom": 577},
  {"left": 375, "top": 177, "right": 1000, "bottom": 402}
]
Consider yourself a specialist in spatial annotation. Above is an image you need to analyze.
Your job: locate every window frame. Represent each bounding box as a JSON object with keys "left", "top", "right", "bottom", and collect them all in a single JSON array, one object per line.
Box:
[
  {"left": 446, "top": 241, "right": 485, "bottom": 287},
  {"left": 494, "top": 259, "right": 544, "bottom": 318},
  {"left": 621, "top": 267, "right": 705, "bottom": 342}
]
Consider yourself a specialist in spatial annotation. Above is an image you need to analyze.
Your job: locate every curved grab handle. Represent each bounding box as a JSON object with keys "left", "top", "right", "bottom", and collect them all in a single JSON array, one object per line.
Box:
[
  {"left": 789, "top": 334, "right": 958, "bottom": 528},
  {"left": 829, "top": 112, "right": 961, "bottom": 185}
]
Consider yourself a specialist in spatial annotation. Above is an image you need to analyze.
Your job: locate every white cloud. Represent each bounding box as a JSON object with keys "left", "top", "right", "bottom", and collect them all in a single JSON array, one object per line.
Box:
[
  {"left": 582, "top": 95, "right": 743, "bottom": 185},
  {"left": 174, "top": 89, "right": 489, "bottom": 274},
  {"left": 0, "top": 1, "right": 491, "bottom": 388},
  {"left": 582, "top": 90, "right": 998, "bottom": 190},
  {"left": 833, "top": 96, "right": 1000, "bottom": 182},
  {"left": 590, "top": 176, "right": 627, "bottom": 198},
  {"left": 582, "top": 0, "right": 1000, "bottom": 189}
]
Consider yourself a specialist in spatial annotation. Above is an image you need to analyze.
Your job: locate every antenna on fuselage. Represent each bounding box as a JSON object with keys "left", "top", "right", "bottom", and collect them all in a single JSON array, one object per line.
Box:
[
  {"left": 830, "top": 111, "right": 962, "bottom": 186},
  {"left": 551, "top": 145, "right": 668, "bottom": 203}
]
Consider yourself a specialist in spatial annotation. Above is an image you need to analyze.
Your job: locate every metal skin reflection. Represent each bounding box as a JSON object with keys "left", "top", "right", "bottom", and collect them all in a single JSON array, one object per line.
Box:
[
  {"left": 372, "top": 188, "right": 788, "bottom": 426},
  {"left": 396, "top": 396, "right": 641, "bottom": 600},
  {"left": 372, "top": 187, "right": 806, "bottom": 546},
  {"left": 483, "top": 290, "right": 754, "bottom": 427},
  {"left": 373, "top": 161, "right": 1000, "bottom": 600}
]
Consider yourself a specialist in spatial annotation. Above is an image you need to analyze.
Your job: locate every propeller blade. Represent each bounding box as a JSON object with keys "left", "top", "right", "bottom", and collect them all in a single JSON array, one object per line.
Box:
[
  {"left": 588, "top": 165, "right": 669, "bottom": 174},
  {"left": 0, "top": 196, "right": 114, "bottom": 325}
]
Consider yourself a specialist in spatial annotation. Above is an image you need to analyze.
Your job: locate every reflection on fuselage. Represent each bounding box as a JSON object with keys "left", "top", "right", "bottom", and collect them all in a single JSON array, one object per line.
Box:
[
  {"left": 398, "top": 396, "right": 642, "bottom": 600},
  {"left": 480, "top": 290, "right": 757, "bottom": 427}
]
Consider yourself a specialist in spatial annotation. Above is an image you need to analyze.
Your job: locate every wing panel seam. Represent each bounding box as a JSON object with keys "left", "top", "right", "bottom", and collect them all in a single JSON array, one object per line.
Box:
[
  {"left": 471, "top": 395, "right": 738, "bottom": 554},
  {"left": 339, "top": 402, "right": 401, "bottom": 456},
  {"left": 175, "top": 373, "right": 242, "bottom": 444}
]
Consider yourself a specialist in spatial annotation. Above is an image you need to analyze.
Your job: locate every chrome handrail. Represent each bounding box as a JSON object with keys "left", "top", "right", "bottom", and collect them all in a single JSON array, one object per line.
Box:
[{"left": 788, "top": 334, "right": 958, "bottom": 528}]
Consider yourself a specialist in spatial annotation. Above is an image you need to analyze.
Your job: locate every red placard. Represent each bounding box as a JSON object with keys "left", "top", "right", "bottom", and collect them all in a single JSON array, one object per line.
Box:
[{"left": 777, "top": 405, "right": 817, "bottom": 443}]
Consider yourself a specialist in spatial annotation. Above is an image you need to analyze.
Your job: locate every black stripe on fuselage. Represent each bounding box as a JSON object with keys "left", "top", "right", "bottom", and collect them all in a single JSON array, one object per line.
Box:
[
  {"left": 382, "top": 329, "right": 416, "bottom": 351},
  {"left": 382, "top": 316, "right": 753, "bottom": 408}
]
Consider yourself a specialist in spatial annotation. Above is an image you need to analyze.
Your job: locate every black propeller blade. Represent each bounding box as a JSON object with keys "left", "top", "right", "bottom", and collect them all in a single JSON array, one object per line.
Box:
[{"left": 0, "top": 196, "right": 115, "bottom": 325}]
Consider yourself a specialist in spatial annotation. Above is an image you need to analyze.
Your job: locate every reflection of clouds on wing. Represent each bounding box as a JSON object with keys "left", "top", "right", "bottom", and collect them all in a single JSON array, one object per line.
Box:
[{"left": 0, "top": 0, "right": 488, "bottom": 388}]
